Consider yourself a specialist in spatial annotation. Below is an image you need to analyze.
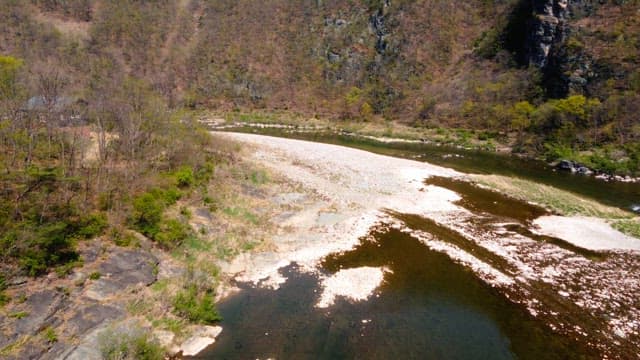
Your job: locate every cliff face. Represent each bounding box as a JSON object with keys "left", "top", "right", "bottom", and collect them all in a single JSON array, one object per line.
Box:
[{"left": 528, "top": 0, "right": 569, "bottom": 68}]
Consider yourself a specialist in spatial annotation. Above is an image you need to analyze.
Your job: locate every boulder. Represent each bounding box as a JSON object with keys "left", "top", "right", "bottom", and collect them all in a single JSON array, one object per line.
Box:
[{"left": 179, "top": 325, "right": 223, "bottom": 356}]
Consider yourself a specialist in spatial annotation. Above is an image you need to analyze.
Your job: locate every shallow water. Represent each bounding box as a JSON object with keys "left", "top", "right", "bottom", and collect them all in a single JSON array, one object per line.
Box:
[{"left": 193, "top": 227, "right": 595, "bottom": 360}]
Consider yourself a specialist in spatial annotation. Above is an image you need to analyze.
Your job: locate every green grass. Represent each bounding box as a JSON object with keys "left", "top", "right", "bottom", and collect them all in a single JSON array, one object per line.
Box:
[
  {"left": 613, "top": 219, "right": 640, "bottom": 239},
  {"left": 127, "top": 299, "right": 152, "bottom": 316},
  {"left": 42, "top": 327, "right": 57, "bottom": 343},
  {"left": 222, "top": 207, "right": 259, "bottom": 224},
  {"left": 9, "top": 311, "right": 29, "bottom": 319},
  {"left": 250, "top": 170, "right": 269, "bottom": 185},
  {"left": 151, "top": 317, "right": 185, "bottom": 336},
  {"left": 472, "top": 174, "right": 631, "bottom": 219},
  {"left": 99, "top": 327, "right": 164, "bottom": 360},
  {"left": 172, "top": 285, "right": 221, "bottom": 325},
  {"left": 150, "top": 279, "right": 169, "bottom": 292}
]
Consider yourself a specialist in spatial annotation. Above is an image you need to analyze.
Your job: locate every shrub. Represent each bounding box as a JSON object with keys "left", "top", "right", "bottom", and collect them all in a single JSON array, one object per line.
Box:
[
  {"left": 173, "top": 284, "right": 221, "bottom": 325},
  {"left": 98, "top": 327, "right": 164, "bottom": 360},
  {"left": 42, "top": 327, "right": 58, "bottom": 343},
  {"left": 0, "top": 275, "right": 8, "bottom": 307},
  {"left": 110, "top": 228, "right": 138, "bottom": 247},
  {"left": 131, "top": 193, "right": 164, "bottom": 237},
  {"left": 174, "top": 166, "right": 194, "bottom": 188},
  {"left": 15, "top": 221, "right": 81, "bottom": 276},
  {"left": 154, "top": 219, "right": 191, "bottom": 249},
  {"left": 76, "top": 213, "right": 108, "bottom": 239},
  {"left": 89, "top": 271, "right": 101, "bottom": 280}
]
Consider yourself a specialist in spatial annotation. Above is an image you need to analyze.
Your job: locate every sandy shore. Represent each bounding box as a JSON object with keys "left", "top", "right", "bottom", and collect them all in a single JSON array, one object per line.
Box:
[
  {"left": 217, "top": 132, "right": 640, "bottom": 358},
  {"left": 218, "top": 132, "right": 461, "bottom": 292}
]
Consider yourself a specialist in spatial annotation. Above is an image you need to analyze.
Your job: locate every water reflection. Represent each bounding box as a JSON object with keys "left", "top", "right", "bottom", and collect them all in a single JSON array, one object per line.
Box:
[{"left": 194, "top": 226, "right": 594, "bottom": 359}]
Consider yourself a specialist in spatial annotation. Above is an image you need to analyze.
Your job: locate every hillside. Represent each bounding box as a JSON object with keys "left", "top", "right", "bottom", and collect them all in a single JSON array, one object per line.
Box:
[{"left": 2, "top": 1, "right": 638, "bottom": 174}]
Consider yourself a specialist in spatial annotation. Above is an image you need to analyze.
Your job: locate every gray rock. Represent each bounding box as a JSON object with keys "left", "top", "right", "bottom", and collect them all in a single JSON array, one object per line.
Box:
[
  {"left": 240, "top": 183, "right": 266, "bottom": 198},
  {"left": 85, "top": 249, "right": 158, "bottom": 301},
  {"left": 273, "top": 192, "right": 306, "bottom": 206},
  {"left": 195, "top": 207, "right": 213, "bottom": 221},
  {"left": 64, "top": 304, "right": 124, "bottom": 335},
  {"left": 56, "top": 323, "right": 110, "bottom": 360},
  {"left": 14, "top": 290, "right": 64, "bottom": 335},
  {"left": 80, "top": 244, "right": 101, "bottom": 264},
  {"left": 328, "top": 51, "right": 341, "bottom": 63}
]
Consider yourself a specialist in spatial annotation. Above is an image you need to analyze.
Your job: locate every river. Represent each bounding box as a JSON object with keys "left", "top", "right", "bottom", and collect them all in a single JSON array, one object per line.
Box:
[{"left": 187, "top": 130, "right": 640, "bottom": 359}]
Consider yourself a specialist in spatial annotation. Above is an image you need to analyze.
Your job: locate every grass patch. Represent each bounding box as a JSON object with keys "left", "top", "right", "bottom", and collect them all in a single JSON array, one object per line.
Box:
[
  {"left": 99, "top": 326, "right": 164, "bottom": 360},
  {"left": 151, "top": 317, "right": 185, "bottom": 336},
  {"left": 172, "top": 266, "right": 221, "bottom": 325},
  {"left": 181, "top": 235, "right": 212, "bottom": 252},
  {"left": 613, "top": 219, "right": 640, "bottom": 239},
  {"left": 150, "top": 279, "right": 169, "bottom": 292},
  {"left": 9, "top": 311, "right": 29, "bottom": 319},
  {"left": 222, "top": 207, "right": 259, "bottom": 224},
  {"left": 172, "top": 285, "right": 221, "bottom": 325},
  {"left": 42, "top": 327, "right": 57, "bottom": 343},
  {"left": 0, "top": 275, "right": 9, "bottom": 307},
  {"left": 472, "top": 174, "right": 631, "bottom": 219},
  {"left": 250, "top": 170, "right": 269, "bottom": 185},
  {"left": 127, "top": 299, "right": 152, "bottom": 316},
  {"left": 0, "top": 335, "right": 30, "bottom": 357}
]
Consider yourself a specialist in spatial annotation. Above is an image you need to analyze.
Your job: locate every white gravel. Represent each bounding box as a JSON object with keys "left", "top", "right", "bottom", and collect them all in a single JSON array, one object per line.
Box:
[
  {"left": 533, "top": 216, "right": 640, "bottom": 251},
  {"left": 217, "top": 132, "right": 461, "bottom": 289},
  {"left": 316, "top": 267, "right": 389, "bottom": 308}
]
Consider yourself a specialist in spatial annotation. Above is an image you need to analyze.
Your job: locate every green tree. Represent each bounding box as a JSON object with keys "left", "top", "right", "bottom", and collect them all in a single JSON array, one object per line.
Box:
[{"left": 510, "top": 101, "right": 535, "bottom": 134}]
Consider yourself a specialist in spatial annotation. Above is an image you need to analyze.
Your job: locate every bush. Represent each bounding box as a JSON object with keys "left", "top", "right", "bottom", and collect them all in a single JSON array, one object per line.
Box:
[
  {"left": 131, "top": 193, "right": 164, "bottom": 237},
  {"left": 12, "top": 221, "right": 81, "bottom": 276},
  {"left": 99, "top": 327, "right": 164, "bottom": 360},
  {"left": 173, "top": 284, "right": 221, "bottom": 325},
  {"left": 154, "top": 219, "right": 191, "bottom": 249},
  {"left": 174, "top": 166, "right": 194, "bottom": 188},
  {"left": 76, "top": 213, "right": 108, "bottom": 239}
]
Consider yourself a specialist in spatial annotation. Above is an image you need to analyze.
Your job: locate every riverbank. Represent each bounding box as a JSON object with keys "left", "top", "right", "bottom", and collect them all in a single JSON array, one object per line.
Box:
[
  {"left": 202, "top": 112, "right": 640, "bottom": 181},
  {"left": 211, "top": 132, "right": 640, "bottom": 359}
]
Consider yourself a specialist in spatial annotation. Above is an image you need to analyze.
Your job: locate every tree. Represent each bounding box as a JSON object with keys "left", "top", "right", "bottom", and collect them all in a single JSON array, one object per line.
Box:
[{"left": 510, "top": 101, "right": 535, "bottom": 134}]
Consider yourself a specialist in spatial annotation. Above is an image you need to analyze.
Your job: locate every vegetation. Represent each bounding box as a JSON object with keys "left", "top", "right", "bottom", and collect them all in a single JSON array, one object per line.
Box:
[
  {"left": 42, "top": 327, "right": 58, "bottom": 344},
  {"left": 472, "top": 174, "right": 631, "bottom": 219},
  {"left": 98, "top": 327, "right": 164, "bottom": 360},
  {"left": 172, "top": 267, "right": 221, "bottom": 325}
]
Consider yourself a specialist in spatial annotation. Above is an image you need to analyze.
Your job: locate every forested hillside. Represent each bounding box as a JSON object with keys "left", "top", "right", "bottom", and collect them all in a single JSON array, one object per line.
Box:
[{"left": 2, "top": 0, "right": 640, "bottom": 173}]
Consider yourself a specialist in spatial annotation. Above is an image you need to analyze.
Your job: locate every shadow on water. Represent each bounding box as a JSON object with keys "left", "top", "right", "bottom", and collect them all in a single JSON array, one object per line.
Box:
[
  {"left": 193, "top": 226, "right": 597, "bottom": 360},
  {"left": 219, "top": 127, "right": 640, "bottom": 211},
  {"left": 423, "top": 176, "right": 549, "bottom": 224},
  {"left": 421, "top": 176, "right": 606, "bottom": 260}
]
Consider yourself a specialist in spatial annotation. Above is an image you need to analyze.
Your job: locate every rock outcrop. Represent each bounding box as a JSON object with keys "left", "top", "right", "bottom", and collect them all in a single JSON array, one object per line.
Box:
[
  {"left": 527, "top": 0, "right": 605, "bottom": 96},
  {"left": 528, "top": 0, "right": 570, "bottom": 68}
]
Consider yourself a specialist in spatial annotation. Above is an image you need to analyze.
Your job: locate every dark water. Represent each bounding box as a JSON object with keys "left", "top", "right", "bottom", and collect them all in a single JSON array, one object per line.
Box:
[
  {"left": 423, "top": 176, "right": 549, "bottom": 224},
  {"left": 194, "top": 227, "right": 596, "bottom": 360},
  {"left": 219, "top": 127, "right": 640, "bottom": 211},
  {"left": 421, "top": 177, "right": 605, "bottom": 261}
]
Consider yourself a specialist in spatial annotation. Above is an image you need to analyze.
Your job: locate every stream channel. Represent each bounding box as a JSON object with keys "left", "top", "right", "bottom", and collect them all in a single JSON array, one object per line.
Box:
[{"left": 191, "top": 127, "right": 639, "bottom": 359}]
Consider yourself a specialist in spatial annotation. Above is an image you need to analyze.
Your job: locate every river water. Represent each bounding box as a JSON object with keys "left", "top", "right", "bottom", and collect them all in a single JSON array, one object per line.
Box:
[
  {"left": 190, "top": 129, "right": 633, "bottom": 359},
  {"left": 195, "top": 226, "right": 593, "bottom": 359}
]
